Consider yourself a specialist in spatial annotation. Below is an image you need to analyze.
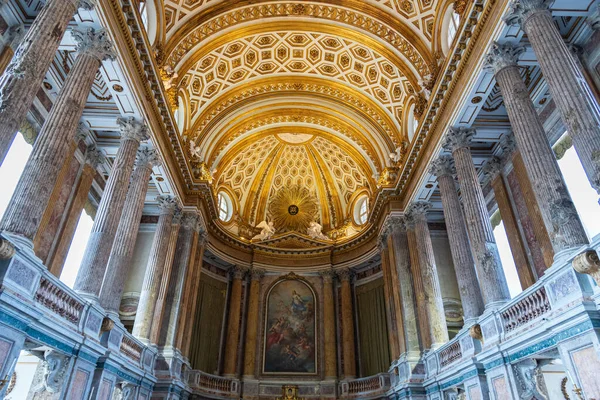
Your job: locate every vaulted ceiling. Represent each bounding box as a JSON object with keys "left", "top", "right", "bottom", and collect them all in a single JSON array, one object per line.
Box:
[{"left": 152, "top": 0, "right": 451, "bottom": 239}]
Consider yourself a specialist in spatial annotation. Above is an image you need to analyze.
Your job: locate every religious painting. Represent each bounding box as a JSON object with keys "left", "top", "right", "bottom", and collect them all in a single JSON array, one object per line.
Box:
[{"left": 263, "top": 278, "right": 317, "bottom": 374}]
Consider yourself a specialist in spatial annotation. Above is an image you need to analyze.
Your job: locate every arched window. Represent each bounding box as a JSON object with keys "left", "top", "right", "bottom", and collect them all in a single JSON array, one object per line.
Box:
[
  {"left": 218, "top": 192, "right": 233, "bottom": 222},
  {"left": 176, "top": 95, "right": 185, "bottom": 132},
  {"left": 137, "top": 0, "right": 158, "bottom": 45},
  {"left": 441, "top": 5, "right": 461, "bottom": 55},
  {"left": 354, "top": 196, "right": 369, "bottom": 225},
  {"left": 407, "top": 103, "right": 418, "bottom": 142}
]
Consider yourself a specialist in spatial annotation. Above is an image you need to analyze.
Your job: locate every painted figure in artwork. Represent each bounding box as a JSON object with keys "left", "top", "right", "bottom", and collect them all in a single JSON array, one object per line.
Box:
[{"left": 263, "top": 279, "right": 316, "bottom": 374}]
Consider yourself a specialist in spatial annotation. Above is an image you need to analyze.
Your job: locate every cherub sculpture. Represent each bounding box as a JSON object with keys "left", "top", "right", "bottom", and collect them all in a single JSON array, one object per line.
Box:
[
  {"left": 252, "top": 221, "right": 275, "bottom": 241},
  {"left": 307, "top": 221, "right": 328, "bottom": 240}
]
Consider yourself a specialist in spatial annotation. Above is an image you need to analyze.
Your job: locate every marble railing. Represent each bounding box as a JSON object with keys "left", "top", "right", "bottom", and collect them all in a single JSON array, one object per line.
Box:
[
  {"left": 187, "top": 370, "right": 239, "bottom": 397},
  {"left": 35, "top": 275, "right": 84, "bottom": 325},
  {"left": 0, "top": 232, "right": 158, "bottom": 396},
  {"left": 389, "top": 239, "right": 600, "bottom": 398},
  {"left": 340, "top": 373, "right": 391, "bottom": 398}
]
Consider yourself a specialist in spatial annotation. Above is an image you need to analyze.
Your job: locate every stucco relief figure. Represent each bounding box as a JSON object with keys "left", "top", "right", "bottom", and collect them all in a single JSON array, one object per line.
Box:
[
  {"left": 264, "top": 279, "right": 316, "bottom": 374},
  {"left": 253, "top": 220, "right": 275, "bottom": 241},
  {"left": 307, "top": 221, "right": 328, "bottom": 240}
]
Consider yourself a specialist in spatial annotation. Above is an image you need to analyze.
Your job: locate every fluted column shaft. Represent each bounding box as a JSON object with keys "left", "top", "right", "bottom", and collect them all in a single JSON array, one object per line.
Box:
[
  {"left": 388, "top": 222, "right": 421, "bottom": 356},
  {"left": 156, "top": 212, "right": 199, "bottom": 348},
  {"left": 406, "top": 226, "right": 430, "bottom": 350},
  {"left": 34, "top": 137, "right": 82, "bottom": 262},
  {"left": 384, "top": 231, "right": 407, "bottom": 356},
  {"left": 320, "top": 270, "right": 337, "bottom": 379},
  {"left": 131, "top": 197, "right": 177, "bottom": 341},
  {"left": 176, "top": 229, "right": 203, "bottom": 351},
  {"left": 378, "top": 241, "right": 400, "bottom": 359},
  {"left": 99, "top": 149, "right": 160, "bottom": 315},
  {"left": 0, "top": 24, "right": 24, "bottom": 76},
  {"left": 223, "top": 266, "right": 246, "bottom": 376},
  {"left": 431, "top": 157, "right": 485, "bottom": 323},
  {"left": 486, "top": 43, "right": 588, "bottom": 255},
  {"left": 144, "top": 213, "right": 181, "bottom": 343},
  {"left": 483, "top": 157, "right": 536, "bottom": 289},
  {"left": 444, "top": 128, "right": 511, "bottom": 308},
  {"left": 181, "top": 236, "right": 207, "bottom": 357},
  {"left": 47, "top": 148, "right": 102, "bottom": 277},
  {"left": 0, "top": 29, "right": 112, "bottom": 242},
  {"left": 0, "top": 0, "right": 92, "bottom": 165},
  {"left": 408, "top": 203, "right": 448, "bottom": 349},
  {"left": 506, "top": 0, "right": 600, "bottom": 197},
  {"left": 339, "top": 269, "right": 356, "bottom": 379},
  {"left": 73, "top": 117, "right": 148, "bottom": 298},
  {"left": 243, "top": 268, "right": 265, "bottom": 378}
]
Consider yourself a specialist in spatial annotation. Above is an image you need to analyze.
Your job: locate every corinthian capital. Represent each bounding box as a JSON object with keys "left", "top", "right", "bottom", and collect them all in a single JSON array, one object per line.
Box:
[
  {"left": 504, "top": 0, "right": 553, "bottom": 28},
  {"left": 181, "top": 212, "right": 199, "bottom": 230},
  {"left": 430, "top": 155, "right": 455, "bottom": 178},
  {"left": 336, "top": 268, "right": 355, "bottom": 282},
  {"left": 117, "top": 117, "right": 150, "bottom": 143},
  {"left": 157, "top": 195, "right": 179, "bottom": 215},
  {"left": 481, "top": 156, "right": 503, "bottom": 185},
  {"left": 484, "top": 42, "right": 525, "bottom": 74},
  {"left": 72, "top": 27, "right": 115, "bottom": 62},
  {"left": 136, "top": 148, "right": 161, "bottom": 169},
  {"left": 84, "top": 145, "right": 105, "bottom": 169},
  {"left": 443, "top": 127, "right": 475, "bottom": 152},
  {"left": 406, "top": 201, "right": 431, "bottom": 222},
  {"left": 250, "top": 268, "right": 266, "bottom": 281},
  {"left": 587, "top": 4, "right": 600, "bottom": 30}
]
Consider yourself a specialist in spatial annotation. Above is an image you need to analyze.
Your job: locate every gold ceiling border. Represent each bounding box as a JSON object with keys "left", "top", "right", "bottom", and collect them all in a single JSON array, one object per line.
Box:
[
  {"left": 391, "top": 0, "right": 495, "bottom": 203},
  {"left": 163, "top": 2, "right": 433, "bottom": 78},
  {"left": 203, "top": 109, "right": 385, "bottom": 172}
]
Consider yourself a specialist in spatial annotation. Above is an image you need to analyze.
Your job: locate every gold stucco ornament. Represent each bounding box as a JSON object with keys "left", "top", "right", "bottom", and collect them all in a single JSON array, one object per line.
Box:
[
  {"left": 268, "top": 185, "right": 318, "bottom": 233},
  {"left": 277, "top": 385, "right": 305, "bottom": 400}
]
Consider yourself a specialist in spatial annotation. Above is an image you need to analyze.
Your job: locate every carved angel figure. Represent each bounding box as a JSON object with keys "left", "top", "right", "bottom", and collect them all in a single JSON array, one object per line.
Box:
[
  {"left": 389, "top": 147, "right": 403, "bottom": 163},
  {"left": 307, "top": 221, "right": 328, "bottom": 240},
  {"left": 189, "top": 141, "right": 202, "bottom": 159},
  {"left": 252, "top": 221, "right": 275, "bottom": 241}
]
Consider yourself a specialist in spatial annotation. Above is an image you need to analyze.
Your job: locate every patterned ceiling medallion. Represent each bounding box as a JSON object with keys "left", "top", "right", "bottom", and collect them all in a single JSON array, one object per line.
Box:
[{"left": 269, "top": 185, "right": 318, "bottom": 233}]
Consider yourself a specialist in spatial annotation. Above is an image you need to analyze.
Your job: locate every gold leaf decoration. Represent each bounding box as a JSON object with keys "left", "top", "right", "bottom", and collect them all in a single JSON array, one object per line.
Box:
[{"left": 268, "top": 185, "right": 318, "bottom": 233}]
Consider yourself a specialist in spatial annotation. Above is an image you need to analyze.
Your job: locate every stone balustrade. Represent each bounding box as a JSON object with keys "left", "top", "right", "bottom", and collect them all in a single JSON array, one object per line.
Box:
[
  {"left": 35, "top": 276, "right": 84, "bottom": 325},
  {"left": 390, "top": 237, "right": 600, "bottom": 399},
  {"left": 340, "top": 373, "right": 391, "bottom": 398},
  {"left": 438, "top": 340, "right": 462, "bottom": 369},
  {"left": 120, "top": 334, "right": 143, "bottom": 363},
  {"left": 500, "top": 285, "right": 551, "bottom": 333},
  {"left": 188, "top": 370, "right": 239, "bottom": 397}
]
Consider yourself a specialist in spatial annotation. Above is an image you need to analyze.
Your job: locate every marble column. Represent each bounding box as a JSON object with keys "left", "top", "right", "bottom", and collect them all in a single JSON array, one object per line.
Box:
[
  {"left": 156, "top": 212, "right": 200, "bottom": 348},
  {"left": 73, "top": 117, "right": 149, "bottom": 299},
  {"left": 338, "top": 268, "right": 356, "bottom": 379},
  {"left": 320, "top": 270, "right": 337, "bottom": 379},
  {"left": 132, "top": 197, "right": 179, "bottom": 342},
  {"left": 181, "top": 231, "right": 208, "bottom": 358},
  {"left": 505, "top": 0, "right": 600, "bottom": 198},
  {"left": 148, "top": 212, "right": 182, "bottom": 344},
  {"left": 242, "top": 268, "right": 265, "bottom": 378},
  {"left": 99, "top": 148, "right": 160, "bottom": 317},
  {"left": 485, "top": 42, "right": 588, "bottom": 256},
  {"left": 406, "top": 220, "right": 431, "bottom": 350},
  {"left": 430, "top": 156, "right": 485, "bottom": 324},
  {"left": 46, "top": 146, "right": 103, "bottom": 276},
  {"left": 381, "top": 221, "right": 409, "bottom": 357},
  {"left": 0, "top": 24, "right": 24, "bottom": 76},
  {"left": 34, "top": 127, "right": 88, "bottom": 262},
  {"left": 223, "top": 266, "right": 247, "bottom": 376},
  {"left": 0, "top": 0, "right": 94, "bottom": 165},
  {"left": 387, "top": 217, "right": 421, "bottom": 357},
  {"left": 406, "top": 202, "right": 448, "bottom": 349},
  {"left": 443, "top": 127, "right": 511, "bottom": 309},
  {"left": 175, "top": 226, "right": 205, "bottom": 352},
  {"left": 377, "top": 233, "right": 400, "bottom": 359},
  {"left": 0, "top": 28, "right": 114, "bottom": 246},
  {"left": 483, "top": 156, "right": 536, "bottom": 289}
]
